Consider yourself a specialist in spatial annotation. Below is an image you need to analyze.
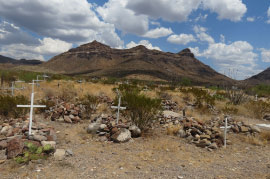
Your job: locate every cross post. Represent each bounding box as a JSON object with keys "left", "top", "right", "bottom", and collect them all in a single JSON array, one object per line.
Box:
[
  {"left": 17, "top": 92, "right": 46, "bottom": 135},
  {"left": 111, "top": 89, "right": 126, "bottom": 124},
  {"left": 220, "top": 116, "right": 232, "bottom": 148}
]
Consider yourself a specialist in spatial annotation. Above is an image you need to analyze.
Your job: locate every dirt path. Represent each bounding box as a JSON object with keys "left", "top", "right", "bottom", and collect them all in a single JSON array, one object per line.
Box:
[{"left": 1, "top": 119, "right": 270, "bottom": 179}]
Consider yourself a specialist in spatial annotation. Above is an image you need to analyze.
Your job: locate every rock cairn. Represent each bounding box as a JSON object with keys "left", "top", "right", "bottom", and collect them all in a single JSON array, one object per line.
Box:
[
  {"left": 87, "top": 114, "right": 141, "bottom": 143},
  {"left": 161, "top": 100, "right": 179, "bottom": 111},
  {"left": 0, "top": 117, "right": 56, "bottom": 160},
  {"left": 163, "top": 115, "right": 261, "bottom": 150}
]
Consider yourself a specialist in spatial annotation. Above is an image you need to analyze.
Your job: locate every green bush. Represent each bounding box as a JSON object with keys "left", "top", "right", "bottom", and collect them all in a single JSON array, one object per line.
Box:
[
  {"left": 246, "top": 100, "right": 270, "bottom": 119},
  {"left": 119, "top": 84, "right": 161, "bottom": 131},
  {"left": 0, "top": 95, "right": 29, "bottom": 118},
  {"left": 180, "top": 87, "right": 215, "bottom": 108},
  {"left": 81, "top": 94, "right": 100, "bottom": 117},
  {"left": 252, "top": 84, "right": 270, "bottom": 97}
]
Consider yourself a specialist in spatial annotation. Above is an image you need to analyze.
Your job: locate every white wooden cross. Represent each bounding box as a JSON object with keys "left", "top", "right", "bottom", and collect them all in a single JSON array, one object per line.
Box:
[
  {"left": 17, "top": 92, "right": 46, "bottom": 135},
  {"left": 220, "top": 117, "right": 232, "bottom": 148},
  {"left": 255, "top": 94, "right": 258, "bottom": 101},
  {"left": 111, "top": 89, "right": 126, "bottom": 124}
]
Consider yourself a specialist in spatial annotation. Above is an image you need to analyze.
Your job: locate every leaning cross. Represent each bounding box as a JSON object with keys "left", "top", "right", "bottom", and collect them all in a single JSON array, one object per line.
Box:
[
  {"left": 17, "top": 92, "right": 46, "bottom": 135},
  {"left": 111, "top": 90, "right": 126, "bottom": 124},
  {"left": 220, "top": 117, "right": 232, "bottom": 148}
]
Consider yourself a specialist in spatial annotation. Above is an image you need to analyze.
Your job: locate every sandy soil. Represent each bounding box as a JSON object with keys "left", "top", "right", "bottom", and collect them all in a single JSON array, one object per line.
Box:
[{"left": 1, "top": 118, "right": 270, "bottom": 179}]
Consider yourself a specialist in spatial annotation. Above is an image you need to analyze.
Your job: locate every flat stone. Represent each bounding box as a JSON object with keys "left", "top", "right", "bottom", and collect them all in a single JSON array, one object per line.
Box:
[
  {"left": 65, "top": 149, "right": 73, "bottom": 156},
  {"left": 240, "top": 126, "right": 249, "bottom": 133},
  {"left": 33, "top": 134, "right": 47, "bottom": 142},
  {"left": 64, "top": 116, "right": 72, "bottom": 123},
  {"left": 200, "top": 135, "right": 211, "bottom": 140},
  {"left": 208, "top": 142, "right": 218, "bottom": 149},
  {"left": 163, "top": 111, "right": 181, "bottom": 118},
  {"left": 54, "top": 149, "right": 66, "bottom": 161},
  {"left": 41, "top": 141, "right": 56, "bottom": 149}
]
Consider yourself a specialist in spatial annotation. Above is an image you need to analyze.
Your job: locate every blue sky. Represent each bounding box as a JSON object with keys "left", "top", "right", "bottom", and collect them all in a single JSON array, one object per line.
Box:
[{"left": 0, "top": 0, "right": 270, "bottom": 79}]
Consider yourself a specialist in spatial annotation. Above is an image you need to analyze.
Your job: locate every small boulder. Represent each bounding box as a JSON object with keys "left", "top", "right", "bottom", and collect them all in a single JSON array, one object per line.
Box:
[
  {"left": 54, "top": 149, "right": 66, "bottom": 161},
  {"left": 208, "top": 142, "right": 218, "bottom": 149},
  {"left": 111, "top": 128, "right": 131, "bottom": 143},
  {"left": 250, "top": 125, "right": 261, "bottom": 133},
  {"left": 6, "top": 138, "right": 24, "bottom": 159},
  {"left": 240, "top": 126, "right": 249, "bottom": 133},
  {"left": 64, "top": 116, "right": 72, "bottom": 123},
  {"left": 263, "top": 114, "right": 270, "bottom": 121},
  {"left": 33, "top": 134, "right": 47, "bottom": 142},
  {"left": 177, "top": 129, "right": 186, "bottom": 138},
  {"left": 0, "top": 149, "right": 7, "bottom": 160},
  {"left": 41, "top": 141, "right": 56, "bottom": 149},
  {"left": 0, "top": 140, "right": 7, "bottom": 150},
  {"left": 129, "top": 125, "right": 141, "bottom": 138},
  {"left": 87, "top": 123, "right": 101, "bottom": 134}
]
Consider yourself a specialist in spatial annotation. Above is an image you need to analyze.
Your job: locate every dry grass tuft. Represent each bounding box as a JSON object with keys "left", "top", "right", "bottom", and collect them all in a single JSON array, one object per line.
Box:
[{"left": 166, "top": 125, "right": 181, "bottom": 135}]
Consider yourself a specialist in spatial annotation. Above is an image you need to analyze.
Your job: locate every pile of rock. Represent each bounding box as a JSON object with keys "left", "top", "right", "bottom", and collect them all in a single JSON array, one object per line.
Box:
[
  {"left": 161, "top": 100, "right": 179, "bottom": 111},
  {"left": 87, "top": 114, "right": 141, "bottom": 143},
  {"left": 159, "top": 110, "right": 183, "bottom": 126},
  {"left": 0, "top": 118, "right": 57, "bottom": 161},
  {"left": 174, "top": 117, "right": 261, "bottom": 150},
  {"left": 47, "top": 102, "right": 85, "bottom": 123}
]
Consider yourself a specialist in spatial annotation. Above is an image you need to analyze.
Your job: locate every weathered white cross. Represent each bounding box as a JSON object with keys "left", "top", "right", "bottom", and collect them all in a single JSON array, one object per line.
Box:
[
  {"left": 111, "top": 89, "right": 126, "bottom": 124},
  {"left": 17, "top": 92, "right": 46, "bottom": 135},
  {"left": 255, "top": 94, "right": 258, "bottom": 101},
  {"left": 220, "top": 117, "right": 232, "bottom": 148}
]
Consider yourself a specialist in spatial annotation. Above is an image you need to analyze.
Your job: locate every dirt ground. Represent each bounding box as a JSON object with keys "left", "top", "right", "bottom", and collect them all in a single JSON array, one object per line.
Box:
[{"left": 1, "top": 117, "right": 270, "bottom": 179}]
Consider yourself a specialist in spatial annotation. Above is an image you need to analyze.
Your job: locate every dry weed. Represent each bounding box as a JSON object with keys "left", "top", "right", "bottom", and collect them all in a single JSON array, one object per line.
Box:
[{"left": 166, "top": 125, "right": 181, "bottom": 136}]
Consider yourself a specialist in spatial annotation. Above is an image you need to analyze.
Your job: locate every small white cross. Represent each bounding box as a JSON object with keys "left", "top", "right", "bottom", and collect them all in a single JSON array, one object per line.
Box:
[
  {"left": 220, "top": 117, "right": 232, "bottom": 148},
  {"left": 255, "top": 94, "right": 258, "bottom": 101},
  {"left": 17, "top": 92, "right": 46, "bottom": 135},
  {"left": 111, "top": 89, "right": 126, "bottom": 124}
]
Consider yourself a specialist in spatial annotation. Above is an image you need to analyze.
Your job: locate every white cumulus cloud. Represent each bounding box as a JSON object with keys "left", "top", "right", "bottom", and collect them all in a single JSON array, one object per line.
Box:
[
  {"left": 194, "top": 25, "right": 215, "bottom": 44},
  {"left": 143, "top": 27, "right": 173, "bottom": 38},
  {"left": 260, "top": 48, "right": 270, "bottom": 62},
  {"left": 190, "top": 40, "right": 259, "bottom": 79},
  {"left": 247, "top": 17, "right": 255, "bottom": 22},
  {"left": 202, "top": 0, "right": 247, "bottom": 22},
  {"left": 126, "top": 40, "right": 161, "bottom": 51},
  {"left": 167, "top": 34, "right": 196, "bottom": 45}
]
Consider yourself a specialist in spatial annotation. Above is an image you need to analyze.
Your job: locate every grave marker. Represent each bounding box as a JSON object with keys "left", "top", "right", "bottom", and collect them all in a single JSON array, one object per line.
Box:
[
  {"left": 17, "top": 92, "right": 46, "bottom": 135},
  {"left": 111, "top": 89, "right": 126, "bottom": 124},
  {"left": 220, "top": 117, "right": 232, "bottom": 148}
]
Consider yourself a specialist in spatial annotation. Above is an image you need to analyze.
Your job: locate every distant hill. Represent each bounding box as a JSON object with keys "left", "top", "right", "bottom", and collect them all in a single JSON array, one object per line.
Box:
[
  {"left": 245, "top": 67, "right": 270, "bottom": 85},
  {"left": 0, "top": 55, "right": 43, "bottom": 65},
  {"left": 42, "top": 40, "right": 234, "bottom": 85}
]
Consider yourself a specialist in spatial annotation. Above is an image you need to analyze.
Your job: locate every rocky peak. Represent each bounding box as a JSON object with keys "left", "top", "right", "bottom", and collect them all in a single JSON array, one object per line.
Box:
[
  {"left": 178, "top": 48, "right": 195, "bottom": 58},
  {"left": 68, "top": 40, "right": 111, "bottom": 53},
  {"left": 130, "top": 45, "right": 148, "bottom": 51}
]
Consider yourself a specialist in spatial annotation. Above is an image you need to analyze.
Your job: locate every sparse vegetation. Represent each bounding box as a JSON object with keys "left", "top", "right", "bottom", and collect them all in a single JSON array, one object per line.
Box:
[
  {"left": 0, "top": 95, "right": 29, "bottom": 118},
  {"left": 119, "top": 84, "right": 161, "bottom": 131},
  {"left": 14, "top": 142, "right": 53, "bottom": 164},
  {"left": 81, "top": 94, "right": 100, "bottom": 118}
]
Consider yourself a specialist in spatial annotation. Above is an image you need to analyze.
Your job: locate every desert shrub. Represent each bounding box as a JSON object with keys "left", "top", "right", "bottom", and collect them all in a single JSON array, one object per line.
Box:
[
  {"left": 213, "top": 91, "right": 226, "bottom": 101},
  {"left": 119, "top": 84, "right": 161, "bottom": 131},
  {"left": 180, "top": 77, "right": 192, "bottom": 86},
  {"left": 157, "top": 91, "right": 172, "bottom": 100},
  {"left": 222, "top": 105, "right": 238, "bottom": 115},
  {"left": 225, "top": 88, "right": 247, "bottom": 105},
  {"left": 180, "top": 87, "right": 215, "bottom": 108},
  {"left": 81, "top": 94, "right": 100, "bottom": 117},
  {"left": 251, "top": 84, "right": 270, "bottom": 97},
  {"left": 245, "top": 100, "right": 270, "bottom": 119},
  {"left": 0, "top": 95, "right": 29, "bottom": 118},
  {"left": 59, "top": 83, "right": 77, "bottom": 102},
  {"left": 36, "top": 99, "right": 56, "bottom": 114},
  {"left": 14, "top": 142, "right": 53, "bottom": 164}
]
